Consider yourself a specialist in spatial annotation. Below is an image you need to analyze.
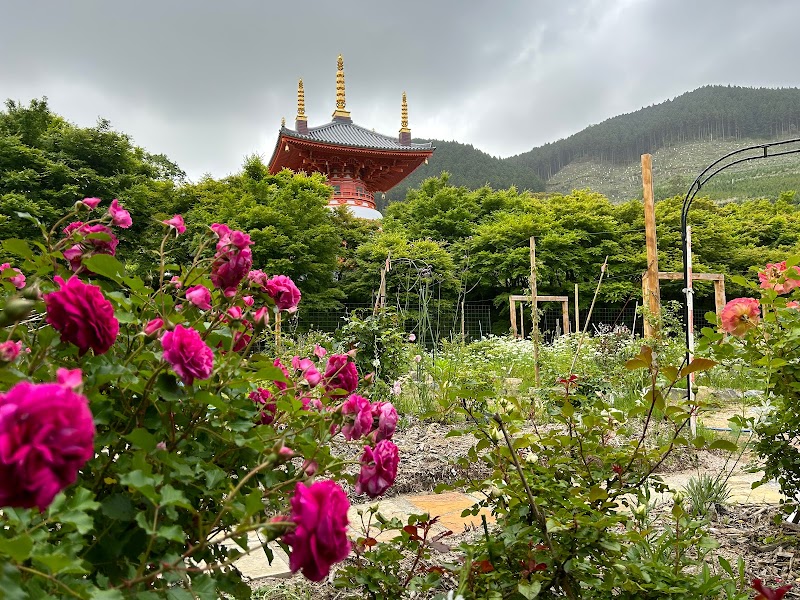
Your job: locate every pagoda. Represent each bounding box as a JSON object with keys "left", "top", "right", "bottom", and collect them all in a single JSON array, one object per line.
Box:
[{"left": 268, "top": 55, "right": 434, "bottom": 219}]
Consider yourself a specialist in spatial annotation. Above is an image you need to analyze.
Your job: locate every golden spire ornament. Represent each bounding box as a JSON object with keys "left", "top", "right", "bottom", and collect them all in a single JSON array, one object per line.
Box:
[
  {"left": 281, "top": 116, "right": 286, "bottom": 127},
  {"left": 296, "top": 78, "right": 307, "bottom": 121},
  {"left": 332, "top": 54, "right": 350, "bottom": 118},
  {"left": 399, "top": 91, "right": 410, "bottom": 133}
]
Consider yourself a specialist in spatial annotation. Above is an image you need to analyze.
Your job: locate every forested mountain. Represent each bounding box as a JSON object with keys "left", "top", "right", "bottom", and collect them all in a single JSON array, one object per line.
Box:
[
  {"left": 508, "top": 85, "right": 800, "bottom": 180},
  {"left": 381, "top": 139, "right": 545, "bottom": 207}
]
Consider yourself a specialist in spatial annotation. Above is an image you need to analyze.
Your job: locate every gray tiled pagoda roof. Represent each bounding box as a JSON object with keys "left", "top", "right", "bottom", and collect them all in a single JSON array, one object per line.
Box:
[{"left": 281, "top": 120, "right": 434, "bottom": 152}]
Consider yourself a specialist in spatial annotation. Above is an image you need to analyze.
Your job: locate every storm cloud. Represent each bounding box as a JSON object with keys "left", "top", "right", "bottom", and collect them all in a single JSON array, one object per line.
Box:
[{"left": 2, "top": 0, "right": 797, "bottom": 179}]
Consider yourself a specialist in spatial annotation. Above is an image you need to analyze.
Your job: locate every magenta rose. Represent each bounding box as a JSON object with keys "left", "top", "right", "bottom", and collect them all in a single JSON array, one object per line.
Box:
[
  {"left": 265, "top": 275, "right": 301, "bottom": 312},
  {"left": 0, "top": 340, "right": 22, "bottom": 363},
  {"left": 249, "top": 387, "right": 277, "bottom": 425},
  {"left": 323, "top": 354, "right": 358, "bottom": 395},
  {"left": 108, "top": 199, "right": 132, "bottom": 228},
  {"left": 337, "top": 394, "right": 373, "bottom": 441},
  {"left": 370, "top": 401, "right": 398, "bottom": 442},
  {"left": 210, "top": 224, "right": 253, "bottom": 297},
  {"left": 273, "top": 358, "right": 291, "bottom": 391},
  {"left": 282, "top": 480, "right": 351, "bottom": 581},
  {"left": 162, "top": 214, "right": 186, "bottom": 234},
  {"left": 355, "top": 439, "right": 400, "bottom": 498},
  {"left": 44, "top": 276, "right": 119, "bottom": 355},
  {"left": 292, "top": 356, "right": 322, "bottom": 388},
  {"left": 80, "top": 197, "right": 102, "bottom": 210},
  {"left": 185, "top": 285, "right": 212, "bottom": 310},
  {"left": 0, "top": 263, "right": 26, "bottom": 289},
  {"left": 161, "top": 324, "right": 214, "bottom": 385},
  {"left": 144, "top": 318, "right": 165, "bottom": 338},
  {"left": 0, "top": 378, "right": 95, "bottom": 511},
  {"left": 62, "top": 222, "right": 119, "bottom": 272}
]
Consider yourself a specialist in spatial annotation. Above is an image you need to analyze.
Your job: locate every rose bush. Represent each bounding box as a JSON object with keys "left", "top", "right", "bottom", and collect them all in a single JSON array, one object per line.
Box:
[{"left": 0, "top": 197, "right": 400, "bottom": 598}]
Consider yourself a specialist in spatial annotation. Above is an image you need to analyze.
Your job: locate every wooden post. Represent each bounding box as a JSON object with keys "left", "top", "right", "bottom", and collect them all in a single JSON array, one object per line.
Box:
[
  {"left": 686, "top": 225, "right": 697, "bottom": 437},
  {"left": 374, "top": 266, "right": 386, "bottom": 315},
  {"left": 574, "top": 283, "right": 579, "bottom": 335},
  {"left": 510, "top": 297, "right": 518, "bottom": 337},
  {"left": 530, "top": 237, "right": 541, "bottom": 386},
  {"left": 562, "top": 300, "right": 570, "bottom": 335},
  {"left": 714, "top": 277, "right": 726, "bottom": 325},
  {"left": 642, "top": 154, "right": 661, "bottom": 337},
  {"left": 519, "top": 301, "right": 525, "bottom": 339},
  {"left": 460, "top": 299, "right": 466, "bottom": 342}
]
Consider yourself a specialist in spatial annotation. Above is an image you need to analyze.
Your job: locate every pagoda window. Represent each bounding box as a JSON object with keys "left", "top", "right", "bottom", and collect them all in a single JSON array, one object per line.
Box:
[
  {"left": 333, "top": 185, "right": 341, "bottom": 195},
  {"left": 356, "top": 186, "right": 364, "bottom": 196}
]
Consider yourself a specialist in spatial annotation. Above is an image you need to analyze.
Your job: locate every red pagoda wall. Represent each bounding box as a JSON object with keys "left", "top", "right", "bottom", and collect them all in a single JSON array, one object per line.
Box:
[{"left": 327, "top": 176, "right": 376, "bottom": 210}]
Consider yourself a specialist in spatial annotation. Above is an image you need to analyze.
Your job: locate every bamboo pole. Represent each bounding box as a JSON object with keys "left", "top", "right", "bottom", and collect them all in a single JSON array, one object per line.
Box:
[
  {"left": 569, "top": 256, "right": 609, "bottom": 376},
  {"left": 642, "top": 154, "right": 661, "bottom": 337},
  {"left": 530, "top": 237, "right": 541, "bottom": 386}
]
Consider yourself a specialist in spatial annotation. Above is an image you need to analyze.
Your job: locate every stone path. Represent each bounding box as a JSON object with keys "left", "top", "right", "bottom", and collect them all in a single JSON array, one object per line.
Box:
[{"left": 235, "top": 470, "right": 782, "bottom": 583}]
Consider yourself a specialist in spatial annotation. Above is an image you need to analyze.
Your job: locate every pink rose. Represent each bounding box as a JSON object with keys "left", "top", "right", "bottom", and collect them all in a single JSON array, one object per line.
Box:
[
  {"left": 758, "top": 261, "right": 800, "bottom": 295},
  {"left": 144, "top": 318, "right": 165, "bottom": 337},
  {"left": 56, "top": 368, "right": 83, "bottom": 390},
  {"left": 247, "top": 269, "right": 269, "bottom": 289},
  {"left": 788, "top": 301, "right": 799, "bottom": 309},
  {"left": 338, "top": 394, "right": 373, "bottom": 441},
  {"left": 414, "top": 354, "right": 422, "bottom": 364},
  {"left": 253, "top": 307, "right": 270, "bottom": 327},
  {"left": 162, "top": 214, "right": 186, "bottom": 234},
  {"left": 242, "top": 295, "right": 254, "bottom": 307},
  {"left": 44, "top": 276, "right": 119, "bottom": 355},
  {"left": 161, "top": 324, "right": 214, "bottom": 385},
  {"left": 323, "top": 354, "right": 358, "bottom": 395},
  {"left": 408, "top": 333, "right": 416, "bottom": 342},
  {"left": 355, "top": 440, "right": 399, "bottom": 498},
  {"left": 282, "top": 481, "right": 351, "bottom": 581},
  {"left": 0, "top": 379, "right": 95, "bottom": 511},
  {"left": 0, "top": 340, "right": 22, "bottom": 363},
  {"left": 370, "top": 401, "right": 398, "bottom": 442},
  {"left": 265, "top": 275, "right": 301, "bottom": 312},
  {"left": 273, "top": 358, "right": 291, "bottom": 391},
  {"left": 313, "top": 344, "right": 327, "bottom": 359},
  {"left": 108, "top": 199, "right": 132, "bottom": 228},
  {"left": 185, "top": 285, "right": 212, "bottom": 310},
  {"left": 170, "top": 276, "right": 182, "bottom": 289},
  {"left": 292, "top": 356, "right": 322, "bottom": 388},
  {"left": 80, "top": 197, "right": 102, "bottom": 210},
  {"left": 232, "top": 330, "right": 251, "bottom": 352},
  {"left": 227, "top": 306, "right": 243, "bottom": 320},
  {"left": 0, "top": 263, "right": 26, "bottom": 289},
  {"left": 720, "top": 298, "right": 761, "bottom": 336},
  {"left": 249, "top": 387, "right": 276, "bottom": 425},
  {"left": 211, "top": 249, "right": 252, "bottom": 298}
]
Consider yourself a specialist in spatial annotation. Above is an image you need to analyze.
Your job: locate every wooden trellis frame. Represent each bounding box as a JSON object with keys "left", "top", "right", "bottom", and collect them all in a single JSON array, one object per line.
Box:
[
  {"left": 642, "top": 271, "right": 727, "bottom": 323},
  {"left": 509, "top": 294, "right": 570, "bottom": 338}
]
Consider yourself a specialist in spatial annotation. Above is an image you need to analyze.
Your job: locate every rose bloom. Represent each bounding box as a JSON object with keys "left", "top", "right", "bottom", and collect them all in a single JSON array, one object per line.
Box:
[
  {"left": 249, "top": 387, "right": 276, "bottom": 425},
  {"left": 247, "top": 269, "right": 269, "bottom": 289},
  {"left": 108, "top": 199, "right": 132, "bottom": 228},
  {"left": 253, "top": 306, "right": 269, "bottom": 327},
  {"left": 338, "top": 394, "right": 373, "bottom": 441},
  {"left": 0, "top": 263, "right": 26, "bottom": 289},
  {"left": 211, "top": 248, "right": 253, "bottom": 298},
  {"left": 265, "top": 275, "right": 301, "bottom": 312},
  {"left": 751, "top": 578, "right": 792, "bottom": 600},
  {"left": 720, "top": 298, "right": 761, "bottom": 336},
  {"left": 323, "top": 354, "right": 358, "bottom": 395},
  {"left": 273, "top": 358, "right": 291, "bottom": 391},
  {"left": 282, "top": 480, "right": 351, "bottom": 582},
  {"left": 355, "top": 439, "right": 400, "bottom": 498},
  {"left": 44, "top": 276, "right": 119, "bottom": 355},
  {"left": 144, "top": 318, "right": 165, "bottom": 338},
  {"left": 0, "top": 340, "right": 22, "bottom": 363},
  {"left": 185, "top": 285, "right": 212, "bottom": 310},
  {"left": 80, "top": 197, "right": 102, "bottom": 210},
  {"left": 162, "top": 214, "right": 186, "bottom": 234},
  {"left": 292, "top": 356, "right": 322, "bottom": 387},
  {"left": 371, "top": 401, "right": 398, "bottom": 442},
  {"left": 62, "top": 222, "right": 119, "bottom": 272},
  {"left": 758, "top": 261, "right": 800, "bottom": 295},
  {"left": 0, "top": 378, "right": 95, "bottom": 511},
  {"left": 313, "top": 344, "right": 327, "bottom": 359},
  {"left": 161, "top": 324, "right": 214, "bottom": 385}
]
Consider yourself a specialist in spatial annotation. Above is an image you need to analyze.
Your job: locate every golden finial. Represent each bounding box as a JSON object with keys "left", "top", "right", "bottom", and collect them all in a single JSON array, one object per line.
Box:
[
  {"left": 332, "top": 54, "right": 350, "bottom": 118},
  {"left": 281, "top": 116, "right": 286, "bottom": 127},
  {"left": 296, "top": 78, "right": 306, "bottom": 121},
  {"left": 399, "top": 91, "right": 410, "bottom": 133}
]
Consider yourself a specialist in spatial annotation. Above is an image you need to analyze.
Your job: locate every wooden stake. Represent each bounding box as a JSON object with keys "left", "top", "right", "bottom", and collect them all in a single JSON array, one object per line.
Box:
[
  {"left": 460, "top": 299, "right": 466, "bottom": 342},
  {"left": 519, "top": 301, "right": 525, "bottom": 339},
  {"left": 642, "top": 154, "right": 661, "bottom": 337},
  {"left": 510, "top": 297, "right": 518, "bottom": 337},
  {"left": 714, "top": 277, "right": 727, "bottom": 328},
  {"left": 562, "top": 300, "right": 570, "bottom": 335},
  {"left": 574, "top": 283, "right": 579, "bottom": 335},
  {"left": 530, "top": 237, "right": 541, "bottom": 386}
]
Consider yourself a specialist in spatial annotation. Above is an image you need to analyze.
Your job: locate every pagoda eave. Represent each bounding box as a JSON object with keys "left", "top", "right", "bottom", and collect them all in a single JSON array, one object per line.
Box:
[{"left": 268, "top": 134, "right": 433, "bottom": 192}]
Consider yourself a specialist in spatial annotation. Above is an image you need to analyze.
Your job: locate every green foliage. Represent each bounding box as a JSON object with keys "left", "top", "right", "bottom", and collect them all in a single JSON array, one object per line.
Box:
[{"left": 683, "top": 473, "right": 732, "bottom": 519}]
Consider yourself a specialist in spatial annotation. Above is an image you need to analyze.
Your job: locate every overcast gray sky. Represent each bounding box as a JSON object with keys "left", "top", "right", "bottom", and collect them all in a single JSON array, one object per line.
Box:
[{"left": 2, "top": 0, "right": 798, "bottom": 180}]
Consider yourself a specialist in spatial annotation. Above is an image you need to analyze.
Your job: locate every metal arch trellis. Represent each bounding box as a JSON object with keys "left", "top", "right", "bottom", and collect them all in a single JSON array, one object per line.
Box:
[
  {"left": 386, "top": 256, "right": 448, "bottom": 346},
  {"left": 681, "top": 137, "right": 800, "bottom": 393}
]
